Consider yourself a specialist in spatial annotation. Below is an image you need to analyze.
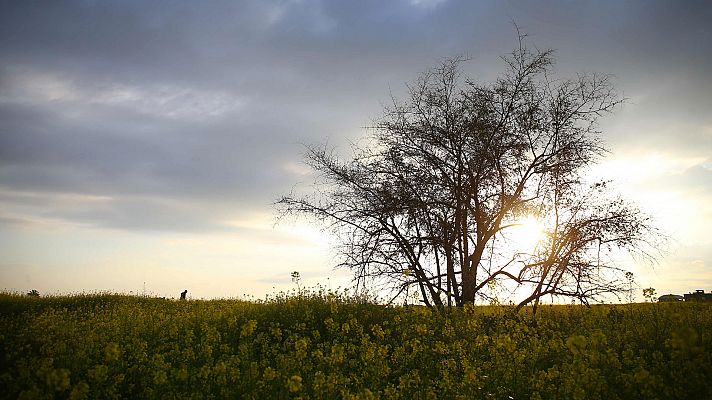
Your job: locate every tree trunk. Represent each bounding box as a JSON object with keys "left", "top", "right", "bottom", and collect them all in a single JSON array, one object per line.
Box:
[{"left": 460, "top": 268, "right": 476, "bottom": 305}]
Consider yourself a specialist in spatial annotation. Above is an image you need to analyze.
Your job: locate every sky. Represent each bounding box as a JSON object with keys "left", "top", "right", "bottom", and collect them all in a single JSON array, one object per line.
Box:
[{"left": 1, "top": 0, "right": 711, "bottom": 301}]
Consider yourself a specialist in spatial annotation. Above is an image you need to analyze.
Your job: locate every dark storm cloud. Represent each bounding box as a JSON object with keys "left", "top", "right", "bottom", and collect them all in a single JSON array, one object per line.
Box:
[{"left": 1, "top": 0, "right": 711, "bottom": 232}]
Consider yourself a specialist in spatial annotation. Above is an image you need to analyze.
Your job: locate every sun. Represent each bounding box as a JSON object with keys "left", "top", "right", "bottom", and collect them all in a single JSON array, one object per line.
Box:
[{"left": 508, "top": 215, "right": 546, "bottom": 253}]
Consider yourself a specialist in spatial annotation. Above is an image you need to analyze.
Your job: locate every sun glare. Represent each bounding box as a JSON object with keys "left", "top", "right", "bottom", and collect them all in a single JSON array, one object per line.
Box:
[{"left": 508, "top": 215, "right": 546, "bottom": 253}]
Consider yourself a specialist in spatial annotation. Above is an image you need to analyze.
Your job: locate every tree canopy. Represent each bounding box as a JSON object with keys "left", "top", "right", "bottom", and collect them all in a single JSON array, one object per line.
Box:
[{"left": 278, "top": 38, "right": 658, "bottom": 311}]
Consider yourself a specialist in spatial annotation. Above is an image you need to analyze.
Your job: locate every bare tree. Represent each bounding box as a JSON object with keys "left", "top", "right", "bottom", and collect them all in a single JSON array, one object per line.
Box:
[{"left": 278, "top": 36, "right": 658, "bottom": 311}]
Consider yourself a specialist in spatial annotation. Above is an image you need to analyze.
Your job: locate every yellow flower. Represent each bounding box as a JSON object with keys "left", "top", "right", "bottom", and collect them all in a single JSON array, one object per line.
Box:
[
  {"left": 45, "top": 368, "right": 71, "bottom": 391},
  {"left": 329, "top": 344, "right": 345, "bottom": 365},
  {"left": 295, "top": 338, "right": 309, "bottom": 352},
  {"left": 566, "top": 335, "right": 587, "bottom": 356},
  {"left": 464, "top": 366, "right": 478, "bottom": 384},
  {"left": 240, "top": 320, "right": 257, "bottom": 338},
  {"left": 88, "top": 364, "right": 108, "bottom": 383},
  {"left": 104, "top": 342, "right": 121, "bottom": 362},
  {"left": 69, "top": 382, "right": 89, "bottom": 400},
  {"left": 371, "top": 324, "right": 385, "bottom": 340},
  {"left": 153, "top": 370, "right": 168, "bottom": 385},
  {"left": 263, "top": 367, "right": 277, "bottom": 381},
  {"left": 287, "top": 375, "right": 303, "bottom": 392},
  {"left": 414, "top": 323, "right": 428, "bottom": 336},
  {"left": 432, "top": 341, "right": 448, "bottom": 355}
]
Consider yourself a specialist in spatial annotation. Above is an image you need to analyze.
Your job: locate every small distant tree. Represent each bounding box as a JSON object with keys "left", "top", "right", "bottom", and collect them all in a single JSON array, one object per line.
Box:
[
  {"left": 27, "top": 289, "right": 40, "bottom": 297},
  {"left": 643, "top": 287, "right": 657, "bottom": 303},
  {"left": 278, "top": 34, "right": 659, "bottom": 312},
  {"left": 625, "top": 271, "right": 635, "bottom": 303},
  {"left": 291, "top": 271, "right": 302, "bottom": 293}
]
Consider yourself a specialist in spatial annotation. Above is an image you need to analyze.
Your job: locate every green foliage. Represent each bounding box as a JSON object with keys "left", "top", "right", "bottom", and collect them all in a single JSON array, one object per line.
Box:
[{"left": 1, "top": 292, "right": 710, "bottom": 399}]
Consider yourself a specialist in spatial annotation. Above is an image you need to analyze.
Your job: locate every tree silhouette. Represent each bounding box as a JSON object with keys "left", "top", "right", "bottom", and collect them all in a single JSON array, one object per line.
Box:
[{"left": 278, "top": 36, "right": 658, "bottom": 311}]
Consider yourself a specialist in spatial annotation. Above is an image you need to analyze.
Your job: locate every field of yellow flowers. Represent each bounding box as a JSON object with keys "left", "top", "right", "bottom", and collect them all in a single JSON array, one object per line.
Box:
[{"left": 1, "top": 291, "right": 710, "bottom": 399}]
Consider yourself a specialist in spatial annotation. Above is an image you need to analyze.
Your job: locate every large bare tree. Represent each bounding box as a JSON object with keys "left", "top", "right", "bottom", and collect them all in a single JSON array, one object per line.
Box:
[{"left": 278, "top": 38, "right": 658, "bottom": 311}]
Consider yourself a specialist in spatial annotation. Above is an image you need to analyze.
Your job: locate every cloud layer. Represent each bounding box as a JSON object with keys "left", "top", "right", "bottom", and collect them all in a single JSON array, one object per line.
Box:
[{"left": 1, "top": 0, "right": 711, "bottom": 296}]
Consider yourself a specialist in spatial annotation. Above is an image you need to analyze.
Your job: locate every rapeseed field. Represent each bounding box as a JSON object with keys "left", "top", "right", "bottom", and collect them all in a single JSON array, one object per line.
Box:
[{"left": 1, "top": 291, "right": 710, "bottom": 399}]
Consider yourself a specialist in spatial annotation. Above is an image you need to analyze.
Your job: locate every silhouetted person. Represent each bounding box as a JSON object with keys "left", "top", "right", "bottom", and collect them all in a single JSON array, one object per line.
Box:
[{"left": 180, "top": 290, "right": 187, "bottom": 300}]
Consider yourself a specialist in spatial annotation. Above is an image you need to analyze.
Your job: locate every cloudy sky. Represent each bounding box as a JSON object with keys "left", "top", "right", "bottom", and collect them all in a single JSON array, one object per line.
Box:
[{"left": 1, "top": 0, "right": 711, "bottom": 300}]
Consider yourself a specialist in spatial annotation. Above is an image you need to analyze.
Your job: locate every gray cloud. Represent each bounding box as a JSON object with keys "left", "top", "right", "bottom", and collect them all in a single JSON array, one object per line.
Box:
[{"left": 1, "top": 0, "right": 711, "bottom": 232}]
